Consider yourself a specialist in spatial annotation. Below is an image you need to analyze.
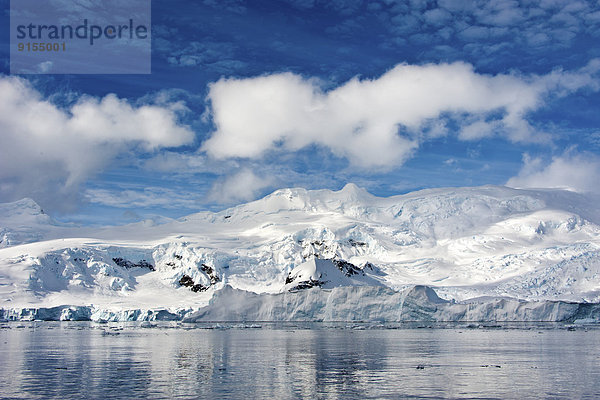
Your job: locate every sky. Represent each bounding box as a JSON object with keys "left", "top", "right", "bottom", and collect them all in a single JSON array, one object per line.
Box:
[{"left": 1, "top": 0, "right": 600, "bottom": 225}]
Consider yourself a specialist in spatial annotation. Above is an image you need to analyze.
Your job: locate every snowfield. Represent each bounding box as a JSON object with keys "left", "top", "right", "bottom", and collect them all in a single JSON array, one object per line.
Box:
[{"left": 1, "top": 184, "right": 600, "bottom": 322}]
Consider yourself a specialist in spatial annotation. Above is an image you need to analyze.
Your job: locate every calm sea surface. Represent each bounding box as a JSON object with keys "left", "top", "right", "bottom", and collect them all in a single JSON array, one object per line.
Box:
[{"left": 1, "top": 322, "right": 599, "bottom": 399}]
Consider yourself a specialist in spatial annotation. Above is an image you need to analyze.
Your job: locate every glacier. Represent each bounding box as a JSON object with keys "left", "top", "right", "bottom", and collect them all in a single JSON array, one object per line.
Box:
[
  {"left": 1, "top": 184, "right": 600, "bottom": 322},
  {"left": 2, "top": 285, "right": 599, "bottom": 323},
  {"left": 183, "top": 285, "right": 600, "bottom": 323}
]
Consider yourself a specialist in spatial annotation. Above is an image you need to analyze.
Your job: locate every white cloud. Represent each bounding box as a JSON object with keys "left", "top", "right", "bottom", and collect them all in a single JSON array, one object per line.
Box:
[
  {"left": 369, "top": 0, "right": 600, "bottom": 61},
  {"left": 458, "top": 120, "right": 500, "bottom": 140},
  {"left": 164, "top": 40, "right": 248, "bottom": 73},
  {"left": 143, "top": 152, "right": 241, "bottom": 175},
  {"left": 423, "top": 8, "right": 452, "bottom": 26},
  {"left": 506, "top": 151, "right": 600, "bottom": 193},
  {"left": 202, "top": 61, "right": 599, "bottom": 168},
  {"left": 0, "top": 76, "right": 195, "bottom": 210},
  {"left": 85, "top": 187, "right": 200, "bottom": 209},
  {"left": 37, "top": 61, "right": 53, "bottom": 73},
  {"left": 444, "top": 158, "right": 458, "bottom": 166},
  {"left": 207, "top": 169, "right": 273, "bottom": 204}
]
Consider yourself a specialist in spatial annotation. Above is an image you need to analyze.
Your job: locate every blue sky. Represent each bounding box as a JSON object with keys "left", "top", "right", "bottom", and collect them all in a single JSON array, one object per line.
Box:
[{"left": 1, "top": 0, "right": 600, "bottom": 225}]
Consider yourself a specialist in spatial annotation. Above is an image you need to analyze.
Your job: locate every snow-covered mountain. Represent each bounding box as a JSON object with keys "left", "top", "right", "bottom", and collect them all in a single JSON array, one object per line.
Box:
[
  {"left": 0, "top": 198, "right": 59, "bottom": 247},
  {"left": 1, "top": 184, "right": 600, "bottom": 322}
]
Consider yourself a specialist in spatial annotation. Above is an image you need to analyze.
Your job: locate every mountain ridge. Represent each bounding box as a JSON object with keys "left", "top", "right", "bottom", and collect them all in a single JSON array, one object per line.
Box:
[{"left": 1, "top": 184, "right": 600, "bottom": 322}]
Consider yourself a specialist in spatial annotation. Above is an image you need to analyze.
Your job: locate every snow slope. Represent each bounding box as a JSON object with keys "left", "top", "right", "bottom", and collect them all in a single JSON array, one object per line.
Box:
[
  {"left": 1, "top": 184, "right": 600, "bottom": 321},
  {"left": 283, "top": 257, "right": 384, "bottom": 291},
  {"left": 0, "top": 198, "right": 59, "bottom": 247}
]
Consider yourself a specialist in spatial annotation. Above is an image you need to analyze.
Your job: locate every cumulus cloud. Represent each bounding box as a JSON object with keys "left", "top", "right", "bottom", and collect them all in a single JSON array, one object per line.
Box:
[
  {"left": 202, "top": 61, "right": 600, "bottom": 168},
  {"left": 207, "top": 169, "right": 273, "bottom": 204},
  {"left": 0, "top": 76, "right": 195, "bottom": 211},
  {"left": 506, "top": 151, "right": 600, "bottom": 193}
]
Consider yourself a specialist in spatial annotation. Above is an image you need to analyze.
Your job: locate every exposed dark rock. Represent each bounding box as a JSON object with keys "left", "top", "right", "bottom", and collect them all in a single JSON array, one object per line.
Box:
[
  {"left": 362, "top": 261, "right": 386, "bottom": 276},
  {"left": 201, "top": 263, "right": 220, "bottom": 284},
  {"left": 179, "top": 274, "right": 209, "bottom": 292},
  {"left": 285, "top": 258, "right": 373, "bottom": 290},
  {"left": 191, "top": 284, "right": 208, "bottom": 292},
  {"left": 289, "top": 279, "right": 324, "bottom": 291},
  {"left": 179, "top": 275, "right": 195, "bottom": 287},
  {"left": 333, "top": 259, "right": 363, "bottom": 277},
  {"left": 348, "top": 238, "right": 367, "bottom": 247},
  {"left": 299, "top": 239, "right": 337, "bottom": 259},
  {"left": 112, "top": 257, "right": 155, "bottom": 271},
  {"left": 174, "top": 254, "right": 183, "bottom": 260}
]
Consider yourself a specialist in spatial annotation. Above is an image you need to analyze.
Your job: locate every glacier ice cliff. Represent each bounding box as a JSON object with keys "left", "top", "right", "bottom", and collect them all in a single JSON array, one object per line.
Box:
[{"left": 2, "top": 285, "right": 599, "bottom": 323}]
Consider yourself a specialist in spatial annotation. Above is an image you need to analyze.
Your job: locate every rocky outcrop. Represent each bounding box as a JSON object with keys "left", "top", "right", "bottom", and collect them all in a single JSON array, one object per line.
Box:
[
  {"left": 179, "top": 274, "right": 208, "bottom": 292},
  {"left": 112, "top": 257, "right": 155, "bottom": 271}
]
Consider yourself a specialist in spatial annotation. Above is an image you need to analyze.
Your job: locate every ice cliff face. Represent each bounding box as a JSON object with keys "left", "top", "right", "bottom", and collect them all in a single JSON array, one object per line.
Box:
[
  {"left": 183, "top": 285, "right": 599, "bottom": 323},
  {"left": 3, "top": 284, "right": 599, "bottom": 323},
  {"left": 1, "top": 184, "right": 600, "bottom": 321}
]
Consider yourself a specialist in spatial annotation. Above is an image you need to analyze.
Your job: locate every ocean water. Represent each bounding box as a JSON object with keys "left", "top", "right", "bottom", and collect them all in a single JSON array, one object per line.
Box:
[{"left": 1, "top": 322, "right": 599, "bottom": 399}]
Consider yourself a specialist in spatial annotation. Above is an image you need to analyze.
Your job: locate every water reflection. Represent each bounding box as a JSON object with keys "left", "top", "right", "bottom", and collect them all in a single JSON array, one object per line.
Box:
[
  {"left": 17, "top": 324, "right": 153, "bottom": 399},
  {"left": 0, "top": 323, "right": 599, "bottom": 399}
]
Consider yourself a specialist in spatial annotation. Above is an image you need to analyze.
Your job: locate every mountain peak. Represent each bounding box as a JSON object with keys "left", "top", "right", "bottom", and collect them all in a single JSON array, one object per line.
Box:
[
  {"left": 247, "top": 184, "right": 377, "bottom": 215},
  {"left": 0, "top": 198, "right": 53, "bottom": 248},
  {"left": 0, "top": 198, "right": 45, "bottom": 218},
  {"left": 267, "top": 187, "right": 309, "bottom": 200},
  {"left": 336, "top": 183, "right": 372, "bottom": 200}
]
